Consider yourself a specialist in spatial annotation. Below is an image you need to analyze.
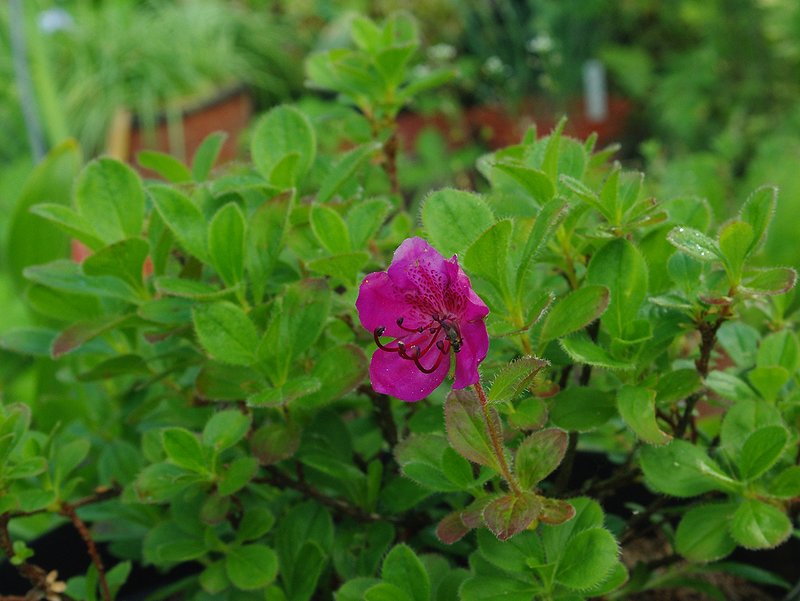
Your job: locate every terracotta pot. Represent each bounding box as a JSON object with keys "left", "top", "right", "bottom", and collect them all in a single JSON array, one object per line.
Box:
[
  {"left": 466, "top": 96, "right": 634, "bottom": 150},
  {"left": 107, "top": 85, "right": 253, "bottom": 176}
]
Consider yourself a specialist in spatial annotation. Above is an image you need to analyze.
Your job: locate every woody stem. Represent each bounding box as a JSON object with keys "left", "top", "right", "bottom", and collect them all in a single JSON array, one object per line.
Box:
[{"left": 473, "top": 381, "right": 522, "bottom": 495}]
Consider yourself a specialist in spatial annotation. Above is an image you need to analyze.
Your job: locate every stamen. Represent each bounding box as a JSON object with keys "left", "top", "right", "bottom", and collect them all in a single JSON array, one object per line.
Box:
[
  {"left": 396, "top": 316, "right": 433, "bottom": 333},
  {"left": 373, "top": 327, "right": 400, "bottom": 352},
  {"left": 413, "top": 348, "right": 446, "bottom": 374}
]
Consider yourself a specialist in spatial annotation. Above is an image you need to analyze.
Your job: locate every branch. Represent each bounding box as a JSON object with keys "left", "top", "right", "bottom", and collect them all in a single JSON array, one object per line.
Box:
[
  {"left": 60, "top": 502, "right": 110, "bottom": 601},
  {"left": 359, "top": 385, "right": 399, "bottom": 448},
  {"left": 675, "top": 307, "right": 730, "bottom": 438},
  {"left": 256, "top": 467, "right": 390, "bottom": 523}
]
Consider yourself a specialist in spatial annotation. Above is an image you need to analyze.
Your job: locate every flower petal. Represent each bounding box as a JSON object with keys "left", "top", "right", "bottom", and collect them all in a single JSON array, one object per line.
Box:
[
  {"left": 452, "top": 318, "right": 489, "bottom": 389},
  {"left": 369, "top": 347, "right": 451, "bottom": 402},
  {"left": 356, "top": 271, "right": 416, "bottom": 337}
]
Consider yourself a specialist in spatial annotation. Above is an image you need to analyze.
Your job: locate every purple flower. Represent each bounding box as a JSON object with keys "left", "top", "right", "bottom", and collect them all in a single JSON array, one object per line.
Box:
[{"left": 356, "top": 237, "right": 490, "bottom": 402}]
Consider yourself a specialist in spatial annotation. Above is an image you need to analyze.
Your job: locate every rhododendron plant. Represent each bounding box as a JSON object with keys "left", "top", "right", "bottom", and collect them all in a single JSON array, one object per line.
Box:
[{"left": 356, "top": 237, "right": 489, "bottom": 401}]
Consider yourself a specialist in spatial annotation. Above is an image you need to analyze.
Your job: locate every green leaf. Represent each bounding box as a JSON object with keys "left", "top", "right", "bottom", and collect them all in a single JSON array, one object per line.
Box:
[
  {"left": 134, "top": 463, "right": 204, "bottom": 503},
  {"left": 200, "top": 561, "right": 229, "bottom": 594},
  {"left": 539, "top": 285, "right": 609, "bottom": 343},
  {"left": 202, "top": 410, "right": 252, "bottom": 452},
  {"left": 549, "top": 387, "right": 616, "bottom": 432},
  {"left": 488, "top": 356, "right": 549, "bottom": 404},
  {"left": 52, "top": 438, "right": 90, "bottom": 485},
  {"left": 493, "top": 161, "right": 555, "bottom": 205},
  {"left": 640, "top": 440, "right": 738, "bottom": 497},
  {"left": 311, "top": 205, "right": 351, "bottom": 254},
  {"left": 729, "top": 499, "right": 792, "bottom": 549},
  {"left": 738, "top": 426, "right": 788, "bottom": 481},
  {"left": 162, "top": 427, "right": 208, "bottom": 474},
  {"left": 675, "top": 503, "right": 737, "bottom": 562},
  {"left": 236, "top": 508, "right": 276, "bottom": 543},
  {"left": 192, "top": 302, "right": 259, "bottom": 366},
  {"left": 7, "top": 140, "right": 81, "bottom": 291},
  {"left": 28, "top": 203, "right": 104, "bottom": 250},
  {"left": 459, "top": 577, "right": 536, "bottom": 601},
  {"left": 464, "top": 219, "right": 512, "bottom": 298},
  {"left": 586, "top": 239, "right": 648, "bottom": 339},
  {"left": 192, "top": 131, "right": 227, "bottom": 182},
  {"left": 482, "top": 492, "right": 541, "bottom": 541},
  {"left": 560, "top": 332, "right": 630, "bottom": 370},
  {"left": 82, "top": 238, "right": 149, "bottom": 294},
  {"left": 154, "top": 277, "right": 232, "bottom": 301},
  {"left": 137, "top": 150, "right": 192, "bottom": 183},
  {"left": 720, "top": 399, "right": 784, "bottom": 459},
  {"left": 247, "top": 192, "right": 293, "bottom": 302},
  {"left": 707, "top": 371, "right": 759, "bottom": 403},
  {"left": 739, "top": 185, "right": 776, "bottom": 256},
  {"left": 149, "top": 185, "right": 208, "bottom": 261},
  {"left": 395, "top": 434, "right": 471, "bottom": 492},
  {"left": 226, "top": 544, "right": 278, "bottom": 590},
  {"left": 317, "top": 142, "right": 381, "bottom": 203},
  {"left": 308, "top": 252, "right": 369, "bottom": 286},
  {"left": 741, "top": 267, "right": 797, "bottom": 296},
  {"left": 78, "top": 354, "right": 150, "bottom": 381},
  {"left": 218, "top": 457, "right": 258, "bottom": 496},
  {"left": 757, "top": 329, "right": 799, "bottom": 372},
  {"left": 282, "top": 541, "right": 327, "bottom": 601},
  {"left": 25, "top": 260, "right": 138, "bottom": 302},
  {"left": 555, "top": 527, "right": 619, "bottom": 590},
  {"left": 444, "top": 388, "right": 501, "bottom": 470},
  {"left": 298, "top": 344, "right": 368, "bottom": 410},
  {"left": 381, "top": 544, "right": 430, "bottom": 601},
  {"left": 252, "top": 105, "right": 316, "bottom": 185},
  {"left": 515, "top": 198, "right": 570, "bottom": 292},
  {"left": 667, "top": 252, "right": 702, "bottom": 292},
  {"left": 617, "top": 386, "right": 672, "bottom": 445},
  {"left": 507, "top": 397, "right": 549, "bottom": 431},
  {"left": 248, "top": 377, "right": 321, "bottom": 408},
  {"left": 364, "top": 583, "right": 414, "bottom": 601},
  {"left": 208, "top": 202, "right": 246, "bottom": 288},
  {"left": 144, "top": 521, "right": 205, "bottom": 564},
  {"left": 667, "top": 226, "right": 721, "bottom": 262},
  {"left": 250, "top": 421, "right": 301, "bottom": 465},
  {"left": 347, "top": 198, "right": 391, "bottom": 249},
  {"left": 768, "top": 466, "right": 800, "bottom": 499},
  {"left": 276, "top": 502, "right": 333, "bottom": 597},
  {"left": 75, "top": 158, "right": 145, "bottom": 244},
  {"left": 515, "top": 428, "right": 568, "bottom": 489},
  {"left": 0, "top": 327, "right": 57, "bottom": 357},
  {"left": 719, "top": 220, "right": 754, "bottom": 282},
  {"left": 654, "top": 369, "right": 703, "bottom": 404},
  {"left": 421, "top": 188, "right": 495, "bottom": 257},
  {"left": 138, "top": 297, "right": 192, "bottom": 325}
]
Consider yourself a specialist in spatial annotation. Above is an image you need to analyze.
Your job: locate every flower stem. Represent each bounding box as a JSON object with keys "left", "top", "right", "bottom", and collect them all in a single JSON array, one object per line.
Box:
[{"left": 473, "top": 381, "right": 522, "bottom": 495}]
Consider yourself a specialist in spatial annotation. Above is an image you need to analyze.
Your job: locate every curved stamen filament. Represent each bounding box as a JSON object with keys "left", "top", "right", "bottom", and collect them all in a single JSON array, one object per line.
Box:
[
  {"left": 373, "top": 316, "right": 456, "bottom": 374},
  {"left": 396, "top": 317, "right": 432, "bottom": 333}
]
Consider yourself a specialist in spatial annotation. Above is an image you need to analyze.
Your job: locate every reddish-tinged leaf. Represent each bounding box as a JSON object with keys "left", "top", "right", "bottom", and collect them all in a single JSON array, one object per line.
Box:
[
  {"left": 515, "top": 428, "right": 568, "bottom": 489},
  {"left": 482, "top": 492, "right": 541, "bottom": 541},
  {"left": 461, "top": 496, "right": 496, "bottom": 529},
  {"left": 250, "top": 422, "right": 300, "bottom": 465},
  {"left": 52, "top": 314, "right": 132, "bottom": 358},
  {"left": 539, "top": 497, "right": 576, "bottom": 525},
  {"left": 436, "top": 512, "right": 471, "bottom": 545}
]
